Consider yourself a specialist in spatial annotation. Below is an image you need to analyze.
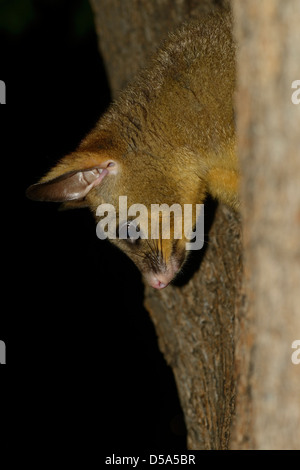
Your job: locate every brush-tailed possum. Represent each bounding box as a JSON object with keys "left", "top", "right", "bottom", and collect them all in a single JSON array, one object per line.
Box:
[{"left": 26, "top": 11, "right": 238, "bottom": 289}]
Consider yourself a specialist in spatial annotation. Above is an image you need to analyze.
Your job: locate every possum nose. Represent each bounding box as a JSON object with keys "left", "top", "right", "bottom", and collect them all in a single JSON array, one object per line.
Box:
[
  {"left": 146, "top": 259, "right": 181, "bottom": 289},
  {"left": 153, "top": 279, "right": 167, "bottom": 289},
  {"left": 150, "top": 273, "right": 173, "bottom": 289}
]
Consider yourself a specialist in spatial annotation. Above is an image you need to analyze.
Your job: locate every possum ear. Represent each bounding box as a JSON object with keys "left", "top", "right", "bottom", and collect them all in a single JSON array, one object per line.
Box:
[{"left": 26, "top": 152, "right": 118, "bottom": 202}]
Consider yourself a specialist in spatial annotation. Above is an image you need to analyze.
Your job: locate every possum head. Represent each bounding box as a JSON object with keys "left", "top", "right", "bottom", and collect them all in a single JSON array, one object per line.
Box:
[{"left": 26, "top": 147, "right": 204, "bottom": 289}]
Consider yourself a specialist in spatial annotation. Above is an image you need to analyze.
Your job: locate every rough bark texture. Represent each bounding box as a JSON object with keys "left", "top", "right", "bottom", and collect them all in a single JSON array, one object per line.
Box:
[
  {"left": 145, "top": 204, "right": 242, "bottom": 449},
  {"left": 232, "top": 0, "right": 300, "bottom": 450},
  {"left": 90, "top": 0, "right": 300, "bottom": 449}
]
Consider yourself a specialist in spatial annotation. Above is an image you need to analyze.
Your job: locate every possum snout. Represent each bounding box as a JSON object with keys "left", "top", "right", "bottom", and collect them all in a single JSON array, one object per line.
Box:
[
  {"left": 143, "top": 252, "right": 182, "bottom": 289},
  {"left": 146, "top": 271, "right": 176, "bottom": 289}
]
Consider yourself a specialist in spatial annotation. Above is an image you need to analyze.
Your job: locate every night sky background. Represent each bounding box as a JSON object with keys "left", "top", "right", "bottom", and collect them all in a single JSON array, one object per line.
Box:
[{"left": 1, "top": 0, "right": 187, "bottom": 451}]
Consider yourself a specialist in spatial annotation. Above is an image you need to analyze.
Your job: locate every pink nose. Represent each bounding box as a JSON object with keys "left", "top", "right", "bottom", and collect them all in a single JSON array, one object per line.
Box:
[
  {"left": 152, "top": 279, "right": 168, "bottom": 289},
  {"left": 150, "top": 273, "right": 173, "bottom": 289}
]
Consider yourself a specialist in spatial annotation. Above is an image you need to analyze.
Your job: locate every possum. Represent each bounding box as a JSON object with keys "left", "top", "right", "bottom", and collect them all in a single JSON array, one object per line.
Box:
[{"left": 26, "top": 10, "right": 238, "bottom": 289}]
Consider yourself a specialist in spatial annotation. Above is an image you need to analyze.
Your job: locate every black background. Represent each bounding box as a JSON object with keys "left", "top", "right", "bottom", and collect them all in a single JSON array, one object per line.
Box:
[{"left": 1, "top": 0, "right": 186, "bottom": 451}]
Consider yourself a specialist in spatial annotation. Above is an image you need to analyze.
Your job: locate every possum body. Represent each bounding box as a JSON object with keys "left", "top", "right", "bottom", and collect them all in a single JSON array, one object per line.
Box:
[{"left": 27, "top": 11, "right": 238, "bottom": 289}]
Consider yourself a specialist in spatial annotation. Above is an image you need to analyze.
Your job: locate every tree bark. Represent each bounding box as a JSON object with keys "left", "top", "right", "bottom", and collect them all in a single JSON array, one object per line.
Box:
[
  {"left": 90, "top": 0, "right": 300, "bottom": 449},
  {"left": 232, "top": 0, "right": 300, "bottom": 450},
  {"left": 145, "top": 204, "right": 242, "bottom": 450}
]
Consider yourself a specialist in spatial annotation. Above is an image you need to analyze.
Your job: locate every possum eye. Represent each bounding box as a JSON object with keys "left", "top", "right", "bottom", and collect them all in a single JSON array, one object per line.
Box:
[{"left": 118, "top": 221, "right": 141, "bottom": 245}]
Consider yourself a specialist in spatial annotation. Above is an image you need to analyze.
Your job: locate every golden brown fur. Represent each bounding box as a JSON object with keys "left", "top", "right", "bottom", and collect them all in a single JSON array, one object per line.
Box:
[{"left": 27, "top": 10, "right": 238, "bottom": 288}]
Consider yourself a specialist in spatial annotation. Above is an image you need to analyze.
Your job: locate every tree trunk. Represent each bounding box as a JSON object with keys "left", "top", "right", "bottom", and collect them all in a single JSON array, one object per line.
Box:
[
  {"left": 231, "top": 0, "right": 300, "bottom": 450},
  {"left": 90, "top": 0, "right": 300, "bottom": 449}
]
